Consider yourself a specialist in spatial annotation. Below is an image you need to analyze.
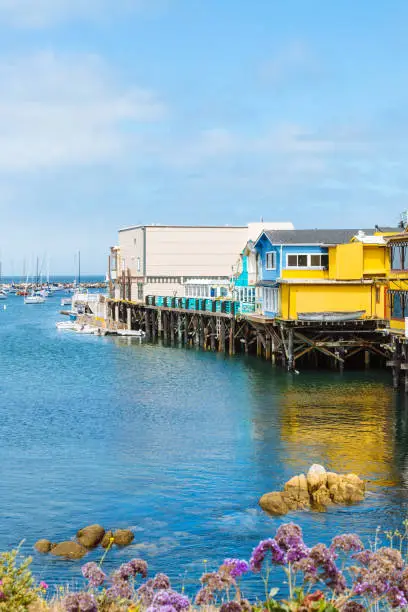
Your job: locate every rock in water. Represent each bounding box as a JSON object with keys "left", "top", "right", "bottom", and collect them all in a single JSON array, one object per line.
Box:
[
  {"left": 113, "top": 529, "right": 134, "bottom": 547},
  {"left": 101, "top": 530, "right": 114, "bottom": 549},
  {"left": 307, "top": 464, "right": 327, "bottom": 492},
  {"left": 259, "top": 492, "right": 289, "bottom": 516},
  {"left": 34, "top": 539, "right": 53, "bottom": 554},
  {"left": 50, "top": 541, "right": 87, "bottom": 560},
  {"left": 283, "top": 474, "right": 310, "bottom": 510},
  {"left": 259, "top": 465, "right": 366, "bottom": 517},
  {"left": 76, "top": 524, "right": 105, "bottom": 549}
]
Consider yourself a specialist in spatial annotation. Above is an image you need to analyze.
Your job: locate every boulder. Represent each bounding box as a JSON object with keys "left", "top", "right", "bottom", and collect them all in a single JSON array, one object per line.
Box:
[
  {"left": 259, "top": 492, "right": 289, "bottom": 516},
  {"left": 329, "top": 476, "right": 365, "bottom": 505},
  {"left": 307, "top": 464, "right": 327, "bottom": 493},
  {"left": 50, "top": 541, "right": 87, "bottom": 560},
  {"left": 311, "top": 485, "right": 332, "bottom": 510},
  {"left": 76, "top": 524, "right": 105, "bottom": 549},
  {"left": 34, "top": 539, "right": 53, "bottom": 554},
  {"left": 101, "top": 530, "right": 114, "bottom": 549},
  {"left": 283, "top": 474, "right": 310, "bottom": 510},
  {"left": 113, "top": 529, "right": 135, "bottom": 547},
  {"left": 326, "top": 472, "right": 340, "bottom": 489}
]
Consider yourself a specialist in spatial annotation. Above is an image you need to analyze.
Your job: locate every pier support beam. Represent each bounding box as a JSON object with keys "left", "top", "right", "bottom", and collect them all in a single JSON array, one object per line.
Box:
[
  {"left": 127, "top": 307, "right": 132, "bottom": 330},
  {"left": 287, "top": 328, "right": 294, "bottom": 372}
]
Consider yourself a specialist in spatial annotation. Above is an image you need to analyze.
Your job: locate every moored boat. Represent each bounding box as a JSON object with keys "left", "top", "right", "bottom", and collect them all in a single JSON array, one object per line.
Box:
[
  {"left": 297, "top": 310, "right": 366, "bottom": 322},
  {"left": 24, "top": 293, "right": 46, "bottom": 304}
]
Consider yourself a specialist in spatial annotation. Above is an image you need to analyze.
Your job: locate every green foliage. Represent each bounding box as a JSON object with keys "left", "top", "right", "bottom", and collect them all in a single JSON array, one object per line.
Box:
[
  {"left": 0, "top": 543, "right": 42, "bottom": 611},
  {"left": 262, "top": 588, "right": 338, "bottom": 612}
]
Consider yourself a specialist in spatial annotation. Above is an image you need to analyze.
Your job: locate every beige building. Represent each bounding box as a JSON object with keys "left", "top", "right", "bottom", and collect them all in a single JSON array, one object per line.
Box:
[{"left": 109, "top": 222, "right": 294, "bottom": 301}]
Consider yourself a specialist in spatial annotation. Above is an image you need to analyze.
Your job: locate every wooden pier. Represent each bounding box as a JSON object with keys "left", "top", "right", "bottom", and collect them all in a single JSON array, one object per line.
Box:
[{"left": 104, "top": 297, "right": 393, "bottom": 375}]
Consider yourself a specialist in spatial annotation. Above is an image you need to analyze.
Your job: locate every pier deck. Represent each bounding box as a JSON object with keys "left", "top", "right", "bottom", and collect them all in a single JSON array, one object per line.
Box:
[{"left": 103, "top": 296, "right": 392, "bottom": 377}]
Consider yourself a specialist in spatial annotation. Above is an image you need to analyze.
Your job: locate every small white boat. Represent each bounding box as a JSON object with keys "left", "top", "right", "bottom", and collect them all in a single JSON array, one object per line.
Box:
[
  {"left": 25, "top": 294, "right": 46, "bottom": 304},
  {"left": 61, "top": 298, "right": 72, "bottom": 306},
  {"left": 116, "top": 329, "right": 145, "bottom": 337},
  {"left": 56, "top": 321, "right": 78, "bottom": 331},
  {"left": 297, "top": 310, "right": 366, "bottom": 322},
  {"left": 0, "top": 291, "right": 7, "bottom": 301}
]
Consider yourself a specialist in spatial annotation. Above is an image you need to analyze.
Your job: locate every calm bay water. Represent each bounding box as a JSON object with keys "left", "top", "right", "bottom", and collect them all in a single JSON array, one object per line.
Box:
[{"left": 1, "top": 282, "right": 408, "bottom": 595}]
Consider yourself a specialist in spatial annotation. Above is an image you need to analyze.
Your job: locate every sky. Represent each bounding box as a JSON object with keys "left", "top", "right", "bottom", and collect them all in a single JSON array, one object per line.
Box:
[{"left": 1, "top": 0, "right": 408, "bottom": 273}]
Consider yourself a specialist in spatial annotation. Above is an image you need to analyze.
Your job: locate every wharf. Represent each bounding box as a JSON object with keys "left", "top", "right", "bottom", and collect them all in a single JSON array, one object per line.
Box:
[{"left": 104, "top": 296, "right": 391, "bottom": 375}]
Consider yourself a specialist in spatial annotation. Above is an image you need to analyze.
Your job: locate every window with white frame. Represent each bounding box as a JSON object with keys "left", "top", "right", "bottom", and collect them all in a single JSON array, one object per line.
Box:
[
  {"left": 234, "top": 287, "right": 256, "bottom": 303},
  {"left": 265, "top": 252, "right": 276, "bottom": 270},
  {"left": 137, "top": 257, "right": 141, "bottom": 272},
  {"left": 286, "top": 253, "right": 328, "bottom": 268}
]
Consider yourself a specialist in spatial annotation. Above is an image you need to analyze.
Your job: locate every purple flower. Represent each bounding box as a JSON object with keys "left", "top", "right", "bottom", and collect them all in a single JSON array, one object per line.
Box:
[
  {"left": 343, "top": 603, "right": 366, "bottom": 612},
  {"left": 152, "top": 573, "right": 171, "bottom": 590},
  {"left": 81, "top": 562, "right": 106, "bottom": 588},
  {"left": 129, "top": 558, "right": 149, "bottom": 578},
  {"left": 106, "top": 579, "right": 133, "bottom": 601},
  {"left": 292, "top": 557, "right": 318, "bottom": 583},
  {"left": 275, "top": 523, "right": 304, "bottom": 550},
  {"left": 250, "top": 538, "right": 286, "bottom": 572},
  {"left": 223, "top": 558, "right": 250, "bottom": 578},
  {"left": 195, "top": 586, "right": 214, "bottom": 605},
  {"left": 388, "top": 586, "right": 408, "bottom": 608},
  {"left": 137, "top": 580, "right": 155, "bottom": 606},
  {"left": 331, "top": 534, "right": 364, "bottom": 553},
  {"left": 62, "top": 592, "right": 98, "bottom": 612},
  {"left": 220, "top": 603, "right": 243, "bottom": 612},
  {"left": 309, "top": 544, "right": 346, "bottom": 594},
  {"left": 352, "top": 550, "right": 374, "bottom": 566},
  {"left": 274, "top": 523, "right": 309, "bottom": 563},
  {"left": 152, "top": 590, "right": 190, "bottom": 611}
]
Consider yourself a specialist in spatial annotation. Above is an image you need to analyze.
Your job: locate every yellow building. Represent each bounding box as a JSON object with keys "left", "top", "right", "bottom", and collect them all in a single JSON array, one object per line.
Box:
[
  {"left": 279, "top": 233, "right": 392, "bottom": 321},
  {"left": 386, "top": 232, "right": 408, "bottom": 330}
]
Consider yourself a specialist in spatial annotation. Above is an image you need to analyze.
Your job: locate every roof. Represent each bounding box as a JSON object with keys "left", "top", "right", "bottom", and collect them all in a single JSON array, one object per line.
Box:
[
  {"left": 119, "top": 224, "right": 247, "bottom": 232},
  {"left": 259, "top": 228, "right": 400, "bottom": 246}
]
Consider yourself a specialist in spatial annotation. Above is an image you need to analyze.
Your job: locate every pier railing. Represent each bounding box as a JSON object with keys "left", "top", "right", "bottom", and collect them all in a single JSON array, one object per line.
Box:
[{"left": 145, "top": 295, "right": 256, "bottom": 316}]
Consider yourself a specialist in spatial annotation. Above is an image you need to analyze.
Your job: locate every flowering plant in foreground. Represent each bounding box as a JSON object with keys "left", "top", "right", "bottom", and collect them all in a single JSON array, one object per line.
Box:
[{"left": 6, "top": 523, "right": 408, "bottom": 610}]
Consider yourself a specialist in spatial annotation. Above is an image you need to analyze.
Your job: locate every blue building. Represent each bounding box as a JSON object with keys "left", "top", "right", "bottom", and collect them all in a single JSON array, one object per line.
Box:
[{"left": 252, "top": 229, "right": 365, "bottom": 317}]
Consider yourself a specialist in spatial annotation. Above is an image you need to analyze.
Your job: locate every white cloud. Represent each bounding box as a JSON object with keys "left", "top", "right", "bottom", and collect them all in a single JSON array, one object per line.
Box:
[
  {"left": 0, "top": 52, "right": 166, "bottom": 172},
  {"left": 0, "top": 0, "right": 158, "bottom": 27}
]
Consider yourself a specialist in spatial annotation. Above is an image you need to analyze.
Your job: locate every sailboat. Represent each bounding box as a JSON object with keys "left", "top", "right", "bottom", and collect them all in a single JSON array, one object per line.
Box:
[
  {"left": 24, "top": 257, "right": 45, "bottom": 304},
  {"left": 0, "top": 262, "right": 7, "bottom": 300}
]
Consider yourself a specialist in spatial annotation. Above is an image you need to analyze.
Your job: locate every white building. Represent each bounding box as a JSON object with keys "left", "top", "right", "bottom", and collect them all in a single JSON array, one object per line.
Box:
[{"left": 109, "top": 222, "right": 294, "bottom": 302}]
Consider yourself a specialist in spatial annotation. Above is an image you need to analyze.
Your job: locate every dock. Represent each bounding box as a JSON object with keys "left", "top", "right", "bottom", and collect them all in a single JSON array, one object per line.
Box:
[{"left": 103, "top": 296, "right": 391, "bottom": 374}]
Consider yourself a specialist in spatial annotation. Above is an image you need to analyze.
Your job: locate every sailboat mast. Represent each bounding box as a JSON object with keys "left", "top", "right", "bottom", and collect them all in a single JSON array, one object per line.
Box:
[
  {"left": 78, "top": 250, "right": 81, "bottom": 286},
  {"left": 36, "top": 256, "right": 39, "bottom": 286}
]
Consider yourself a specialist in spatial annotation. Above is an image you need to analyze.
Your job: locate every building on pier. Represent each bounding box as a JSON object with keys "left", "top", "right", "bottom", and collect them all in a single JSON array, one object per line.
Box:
[
  {"left": 386, "top": 232, "right": 408, "bottom": 330},
  {"left": 237, "top": 227, "right": 399, "bottom": 320},
  {"left": 108, "top": 222, "right": 293, "bottom": 302}
]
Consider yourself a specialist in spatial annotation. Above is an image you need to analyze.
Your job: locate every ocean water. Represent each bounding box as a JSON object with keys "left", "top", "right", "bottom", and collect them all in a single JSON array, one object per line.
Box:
[{"left": 0, "top": 286, "right": 408, "bottom": 597}]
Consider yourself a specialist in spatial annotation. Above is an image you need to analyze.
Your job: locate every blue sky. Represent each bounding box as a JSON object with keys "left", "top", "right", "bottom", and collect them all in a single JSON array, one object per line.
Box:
[{"left": 1, "top": 0, "right": 408, "bottom": 273}]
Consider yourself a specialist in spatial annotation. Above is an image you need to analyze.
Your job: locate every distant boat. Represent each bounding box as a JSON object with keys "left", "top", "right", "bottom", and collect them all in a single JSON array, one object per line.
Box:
[
  {"left": 0, "top": 290, "right": 7, "bottom": 301},
  {"left": 25, "top": 293, "right": 46, "bottom": 304},
  {"left": 61, "top": 297, "right": 72, "bottom": 306},
  {"left": 297, "top": 310, "right": 366, "bottom": 322}
]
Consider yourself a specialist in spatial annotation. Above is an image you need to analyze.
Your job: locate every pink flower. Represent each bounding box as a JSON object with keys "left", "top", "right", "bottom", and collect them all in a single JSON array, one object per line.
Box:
[{"left": 39, "top": 581, "right": 48, "bottom": 590}]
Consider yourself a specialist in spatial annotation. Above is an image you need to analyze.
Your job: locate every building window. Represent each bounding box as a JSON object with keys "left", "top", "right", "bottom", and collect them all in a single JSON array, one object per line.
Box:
[
  {"left": 265, "top": 252, "right": 276, "bottom": 270},
  {"left": 137, "top": 257, "right": 141, "bottom": 272},
  {"left": 133, "top": 238, "right": 137, "bottom": 247},
  {"left": 390, "top": 292, "right": 406, "bottom": 318},
  {"left": 286, "top": 254, "right": 328, "bottom": 268},
  {"left": 391, "top": 245, "right": 408, "bottom": 270},
  {"left": 263, "top": 287, "right": 279, "bottom": 313},
  {"left": 137, "top": 283, "right": 143, "bottom": 301},
  {"left": 376, "top": 286, "right": 381, "bottom": 304},
  {"left": 287, "top": 254, "right": 308, "bottom": 267}
]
